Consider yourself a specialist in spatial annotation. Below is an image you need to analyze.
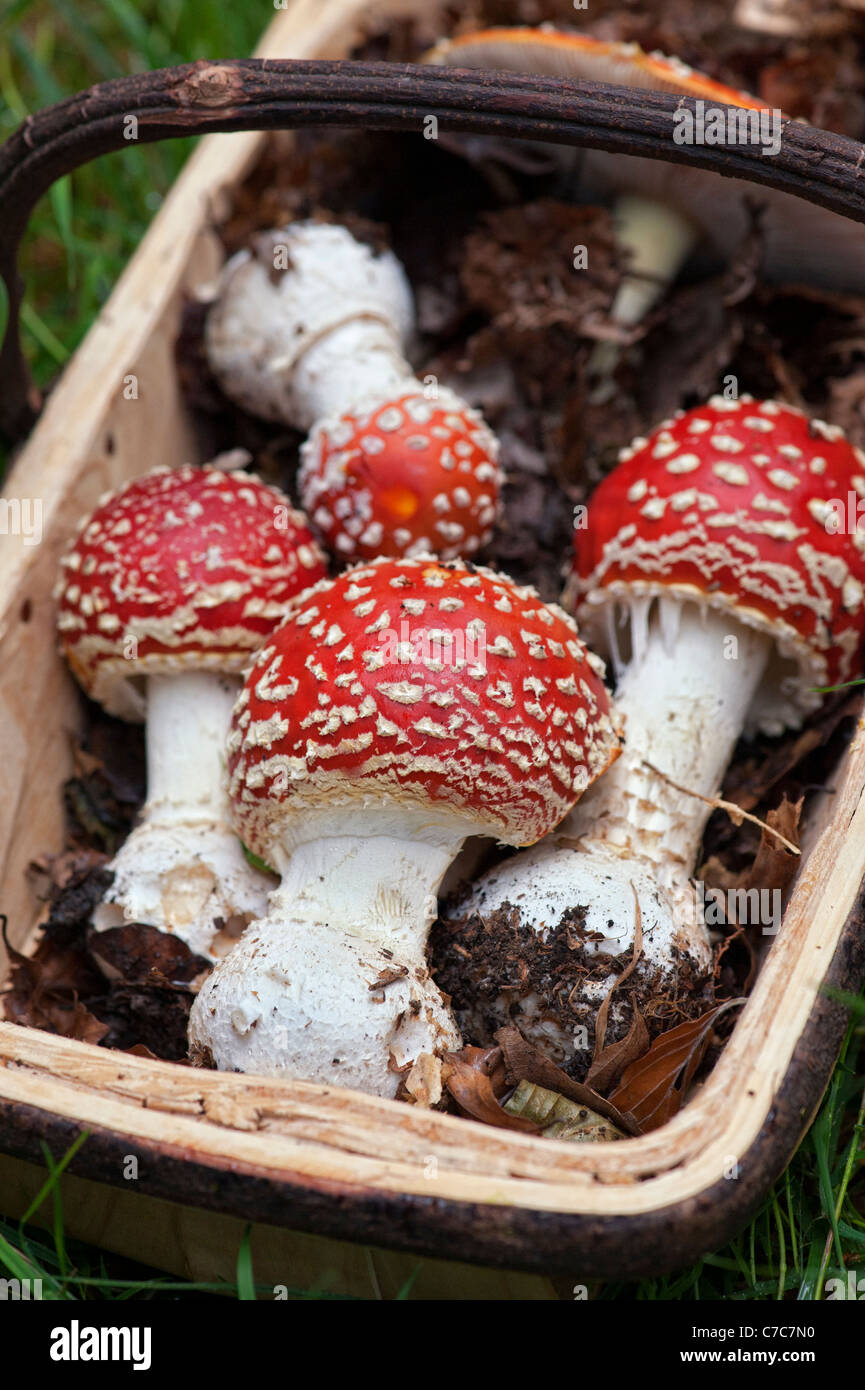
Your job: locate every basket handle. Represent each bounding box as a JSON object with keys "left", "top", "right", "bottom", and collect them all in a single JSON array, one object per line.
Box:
[{"left": 2, "top": 56, "right": 865, "bottom": 441}]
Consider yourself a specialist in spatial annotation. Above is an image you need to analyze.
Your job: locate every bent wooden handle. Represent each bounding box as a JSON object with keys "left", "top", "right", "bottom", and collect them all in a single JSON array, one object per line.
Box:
[{"left": 1, "top": 56, "right": 865, "bottom": 441}]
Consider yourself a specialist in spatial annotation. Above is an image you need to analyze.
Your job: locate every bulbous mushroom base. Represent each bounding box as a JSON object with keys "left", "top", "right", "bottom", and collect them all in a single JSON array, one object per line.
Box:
[
  {"left": 430, "top": 843, "right": 713, "bottom": 1077},
  {"left": 93, "top": 821, "right": 273, "bottom": 962},
  {"left": 188, "top": 916, "right": 462, "bottom": 1098}
]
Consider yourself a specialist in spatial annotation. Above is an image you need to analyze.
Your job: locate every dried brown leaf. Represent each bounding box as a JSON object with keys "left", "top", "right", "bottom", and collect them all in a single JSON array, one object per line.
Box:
[
  {"left": 442, "top": 1050, "right": 539, "bottom": 1133},
  {"left": 586, "top": 1009, "right": 650, "bottom": 1095},
  {"left": 90, "top": 923, "right": 210, "bottom": 986},
  {"left": 495, "top": 1024, "right": 639, "bottom": 1135},
  {"left": 609, "top": 1000, "right": 745, "bottom": 1133}
]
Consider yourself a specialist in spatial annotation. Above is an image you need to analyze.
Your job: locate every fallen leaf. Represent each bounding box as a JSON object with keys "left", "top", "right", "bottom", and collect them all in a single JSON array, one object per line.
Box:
[
  {"left": 503, "top": 1080, "right": 625, "bottom": 1143},
  {"left": 90, "top": 923, "right": 210, "bottom": 986},
  {"left": 442, "top": 1047, "right": 539, "bottom": 1133},
  {"left": 495, "top": 1024, "right": 639, "bottom": 1135},
  {"left": 700, "top": 795, "right": 803, "bottom": 930},
  {"left": 609, "top": 1000, "right": 745, "bottom": 1133},
  {"left": 586, "top": 1009, "right": 650, "bottom": 1094}
]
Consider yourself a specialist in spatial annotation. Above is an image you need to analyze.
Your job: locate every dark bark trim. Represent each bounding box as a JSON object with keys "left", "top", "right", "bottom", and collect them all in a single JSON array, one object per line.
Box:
[{"left": 3, "top": 58, "right": 865, "bottom": 438}]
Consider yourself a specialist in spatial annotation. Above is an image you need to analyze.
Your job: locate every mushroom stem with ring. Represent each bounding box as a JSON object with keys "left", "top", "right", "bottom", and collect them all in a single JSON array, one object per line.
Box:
[
  {"left": 563, "top": 601, "right": 770, "bottom": 889},
  {"left": 268, "top": 824, "right": 462, "bottom": 960}
]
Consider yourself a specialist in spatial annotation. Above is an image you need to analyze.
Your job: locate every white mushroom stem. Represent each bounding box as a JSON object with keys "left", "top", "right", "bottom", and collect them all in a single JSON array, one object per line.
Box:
[
  {"left": 588, "top": 194, "right": 698, "bottom": 393},
  {"left": 286, "top": 321, "right": 416, "bottom": 428},
  {"left": 564, "top": 600, "right": 771, "bottom": 887},
  {"left": 144, "top": 673, "right": 236, "bottom": 824},
  {"left": 93, "top": 672, "right": 270, "bottom": 959},
  {"left": 608, "top": 195, "right": 699, "bottom": 333},
  {"left": 189, "top": 825, "right": 467, "bottom": 1096},
  {"left": 205, "top": 223, "right": 419, "bottom": 430},
  {"left": 270, "top": 833, "right": 462, "bottom": 957}
]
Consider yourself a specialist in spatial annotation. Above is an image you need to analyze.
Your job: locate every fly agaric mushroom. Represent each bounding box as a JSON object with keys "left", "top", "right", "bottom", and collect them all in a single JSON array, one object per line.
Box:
[
  {"left": 204, "top": 221, "right": 503, "bottom": 561},
  {"left": 428, "top": 29, "right": 865, "bottom": 387},
  {"left": 187, "top": 555, "right": 621, "bottom": 1095},
  {"left": 56, "top": 465, "right": 327, "bottom": 960},
  {"left": 434, "top": 397, "right": 865, "bottom": 1072}
]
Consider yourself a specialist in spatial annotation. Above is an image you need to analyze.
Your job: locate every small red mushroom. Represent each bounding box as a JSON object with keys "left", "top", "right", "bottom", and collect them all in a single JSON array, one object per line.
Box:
[
  {"left": 204, "top": 222, "right": 503, "bottom": 561},
  {"left": 298, "top": 387, "right": 501, "bottom": 561},
  {"left": 188, "top": 554, "right": 621, "bottom": 1095},
  {"left": 56, "top": 464, "right": 327, "bottom": 959}
]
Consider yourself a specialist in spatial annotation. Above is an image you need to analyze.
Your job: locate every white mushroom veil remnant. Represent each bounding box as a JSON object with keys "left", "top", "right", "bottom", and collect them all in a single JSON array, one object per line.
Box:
[
  {"left": 205, "top": 220, "right": 504, "bottom": 561},
  {"left": 434, "top": 397, "right": 865, "bottom": 1074},
  {"left": 188, "top": 555, "right": 621, "bottom": 1097},
  {"left": 55, "top": 465, "right": 327, "bottom": 961}
]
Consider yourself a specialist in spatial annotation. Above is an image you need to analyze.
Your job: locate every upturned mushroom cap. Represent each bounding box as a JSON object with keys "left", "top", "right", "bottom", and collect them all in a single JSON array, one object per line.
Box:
[
  {"left": 56, "top": 466, "right": 327, "bottom": 719},
  {"left": 298, "top": 386, "right": 503, "bottom": 561},
  {"left": 227, "top": 555, "right": 621, "bottom": 865},
  {"left": 571, "top": 397, "right": 865, "bottom": 731},
  {"left": 427, "top": 27, "right": 865, "bottom": 293},
  {"left": 428, "top": 28, "right": 765, "bottom": 107}
]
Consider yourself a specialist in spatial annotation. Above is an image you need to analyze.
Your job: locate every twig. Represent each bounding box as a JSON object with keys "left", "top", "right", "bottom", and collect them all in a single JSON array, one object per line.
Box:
[
  {"left": 592, "top": 885, "right": 643, "bottom": 1061},
  {"left": 641, "top": 760, "right": 801, "bottom": 855}
]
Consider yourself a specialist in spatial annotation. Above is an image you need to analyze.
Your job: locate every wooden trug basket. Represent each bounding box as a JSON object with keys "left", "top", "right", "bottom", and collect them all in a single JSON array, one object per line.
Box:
[{"left": 2, "top": 0, "right": 865, "bottom": 1296}]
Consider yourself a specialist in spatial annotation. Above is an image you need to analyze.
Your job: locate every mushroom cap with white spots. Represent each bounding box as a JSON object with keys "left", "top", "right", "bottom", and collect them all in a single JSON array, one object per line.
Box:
[
  {"left": 56, "top": 466, "right": 327, "bottom": 720},
  {"left": 572, "top": 397, "right": 865, "bottom": 726},
  {"left": 227, "top": 555, "right": 621, "bottom": 861},
  {"left": 298, "top": 386, "right": 503, "bottom": 562}
]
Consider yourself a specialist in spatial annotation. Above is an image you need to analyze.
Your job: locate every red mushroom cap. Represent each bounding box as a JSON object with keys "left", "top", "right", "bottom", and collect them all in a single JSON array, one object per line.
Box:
[
  {"left": 57, "top": 466, "right": 327, "bottom": 717},
  {"left": 298, "top": 388, "right": 503, "bottom": 561},
  {"left": 428, "top": 28, "right": 766, "bottom": 109},
  {"left": 572, "top": 397, "right": 865, "bottom": 699},
  {"left": 228, "top": 555, "right": 620, "bottom": 860}
]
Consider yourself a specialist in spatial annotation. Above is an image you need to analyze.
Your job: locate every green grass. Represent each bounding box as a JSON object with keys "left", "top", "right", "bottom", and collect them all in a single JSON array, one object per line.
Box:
[
  {"left": 0, "top": 0, "right": 267, "bottom": 394},
  {"left": 1, "top": 0, "right": 864, "bottom": 1303}
]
